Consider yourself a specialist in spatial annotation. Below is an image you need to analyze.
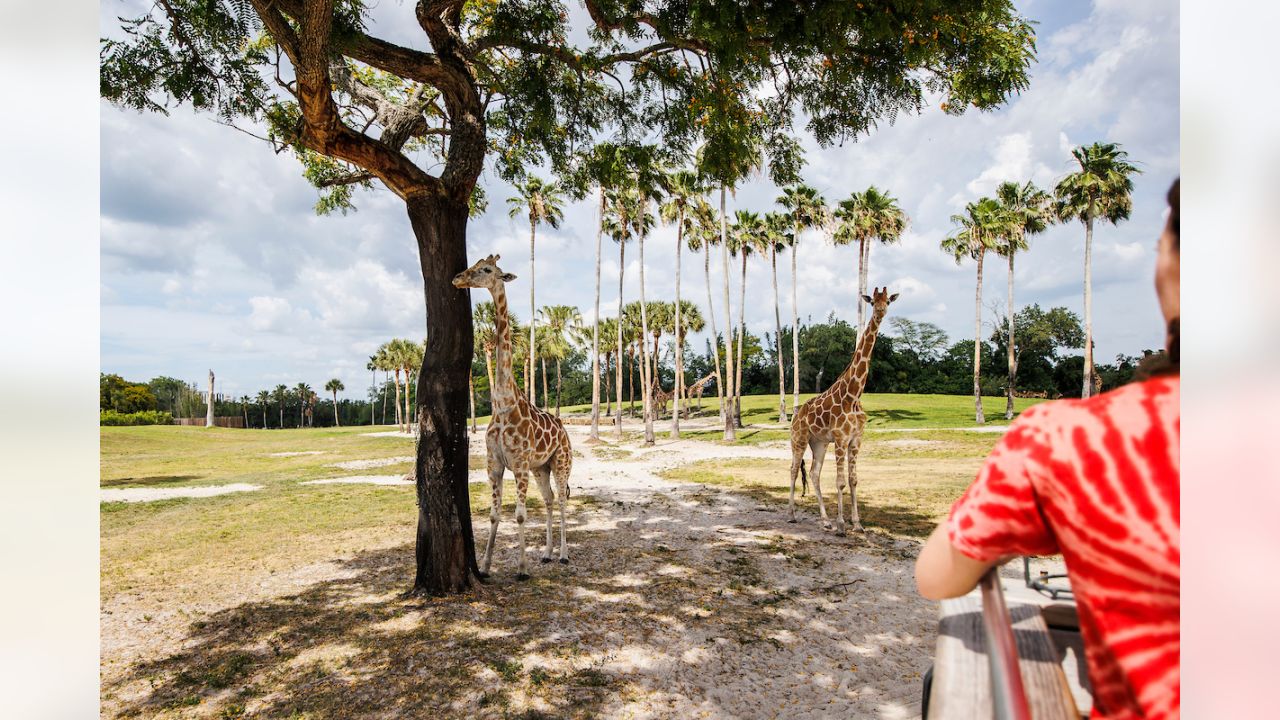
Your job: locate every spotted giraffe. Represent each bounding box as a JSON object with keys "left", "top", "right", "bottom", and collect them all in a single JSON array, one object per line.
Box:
[
  {"left": 684, "top": 373, "right": 717, "bottom": 415},
  {"left": 650, "top": 380, "right": 675, "bottom": 419},
  {"left": 453, "top": 255, "right": 574, "bottom": 578},
  {"left": 788, "top": 287, "right": 898, "bottom": 534}
]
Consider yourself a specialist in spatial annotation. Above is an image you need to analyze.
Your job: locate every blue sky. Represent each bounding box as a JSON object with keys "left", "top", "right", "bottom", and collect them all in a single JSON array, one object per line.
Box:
[{"left": 99, "top": 0, "right": 1179, "bottom": 400}]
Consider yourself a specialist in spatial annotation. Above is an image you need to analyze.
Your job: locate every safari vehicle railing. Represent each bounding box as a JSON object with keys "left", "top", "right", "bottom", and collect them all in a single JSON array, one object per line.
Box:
[{"left": 926, "top": 565, "right": 1080, "bottom": 719}]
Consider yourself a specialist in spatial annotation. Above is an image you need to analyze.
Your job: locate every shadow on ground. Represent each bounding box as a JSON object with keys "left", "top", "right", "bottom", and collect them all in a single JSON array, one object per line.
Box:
[{"left": 101, "top": 475, "right": 204, "bottom": 488}]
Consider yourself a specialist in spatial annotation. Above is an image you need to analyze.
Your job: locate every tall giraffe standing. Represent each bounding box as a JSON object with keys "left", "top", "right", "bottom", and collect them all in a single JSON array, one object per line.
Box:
[
  {"left": 453, "top": 255, "right": 574, "bottom": 578},
  {"left": 787, "top": 288, "right": 898, "bottom": 534},
  {"left": 685, "top": 373, "right": 717, "bottom": 414}
]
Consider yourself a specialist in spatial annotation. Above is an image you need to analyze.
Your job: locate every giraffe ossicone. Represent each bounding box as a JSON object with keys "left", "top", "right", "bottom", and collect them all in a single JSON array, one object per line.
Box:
[
  {"left": 453, "top": 254, "right": 575, "bottom": 578},
  {"left": 786, "top": 286, "right": 898, "bottom": 535}
]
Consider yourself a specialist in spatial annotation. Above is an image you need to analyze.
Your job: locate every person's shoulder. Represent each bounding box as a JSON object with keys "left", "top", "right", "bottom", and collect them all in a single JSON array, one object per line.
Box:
[{"left": 1011, "top": 376, "right": 1179, "bottom": 433}]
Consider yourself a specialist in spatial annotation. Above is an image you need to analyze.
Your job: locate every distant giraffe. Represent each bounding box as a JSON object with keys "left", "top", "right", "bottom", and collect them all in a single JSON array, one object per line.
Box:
[
  {"left": 684, "top": 373, "right": 717, "bottom": 415},
  {"left": 787, "top": 288, "right": 898, "bottom": 534},
  {"left": 650, "top": 380, "right": 675, "bottom": 419},
  {"left": 453, "top": 254, "right": 574, "bottom": 578}
]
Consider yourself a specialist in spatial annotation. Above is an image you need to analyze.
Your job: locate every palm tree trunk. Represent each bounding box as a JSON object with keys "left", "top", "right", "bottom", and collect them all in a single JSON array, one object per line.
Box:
[
  {"left": 672, "top": 208, "right": 684, "bottom": 438},
  {"left": 262, "top": 407, "right": 267, "bottom": 429},
  {"left": 468, "top": 374, "right": 476, "bottom": 433},
  {"left": 529, "top": 222, "right": 537, "bottom": 404},
  {"left": 616, "top": 238, "right": 625, "bottom": 438},
  {"left": 639, "top": 226, "right": 655, "bottom": 446},
  {"left": 857, "top": 236, "right": 867, "bottom": 332},
  {"left": 393, "top": 369, "right": 402, "bottom": 428},
  {"left": 605, "top": 351, "right": 613, "bottom": 417},
  {"left": 1082, "top": 212, "right": 1095, "bottom": 398},
  {"left": 735, "top": 247, "right": 746, "bottom": 428},
  {"left": 627, "top": 346, "right": 635, "bottom": 416},
  {"left": 555, "top": 359, "right": 562, "bottom": 418},
  {"left": 719, "top": 184, "right": 737, "bottom": 441},
  {"left": 974, "top": 251, "right": 986, "bottom": 424},
  {"left": 590, "top": 188, "right": 604, "bottom": 440},
  {"left": 541, "top": 357, "right": 549, "bottom": 412},
  {"left": 333, "top": 392, "right": 340, "bottom": 427},
  {"left": 790, "top": 220, "right": 800, "bottom": 416},
  {"left": 1006, "top": 250, "right": 1017, "bottom": 420},
  {"left": 279, "top": 403, "right": 283, "bottom": 429},
  {"left": 704, "top": 236, "right": 725, "bottom": 421},
  {"left": 772, "top": 244, "right": 788, "bottom": 423}
]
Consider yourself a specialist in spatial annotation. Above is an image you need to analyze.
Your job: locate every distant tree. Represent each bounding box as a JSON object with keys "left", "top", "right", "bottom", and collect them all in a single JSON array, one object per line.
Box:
[
  {"left": 325, "top": 378, "right": 344, "bottom": 427},
  {"left": 538, "top": 305, "right": 580, "bottom": 417},
  {"left": 659, "top": 168, "right": 705, "bottom": 437},
  {"left": 778, "top": 184, "right": 828, "bottom": 416},
  {"left": 507, "top": 176, "right": 565, "bottom": 403},
  {"left": 295, "top": 382, "right": 312, "bottom": 427},
  {"left": 888, "top": 318, "right": 950, "bottom": 363},
  {"left": 273, "top": 384, "right": 288, "bottom": 429},
  {"left": 256, "top": 390, "right": 270, "bottom": 429},
  {"left": 1054, "top": 142, "right": 1141, "bottom": 398},
  {"left": 833, "top": 186, "right": 908, "bottom": 331},
  {"left": 942, "top": 197, "right": 1010, "bottom": 424},
  {"left": 995, "top": 180, "right": 1053, "bottom": 417},
  {"left": 763, "top": 211, "right": 793, "bottom": 423}
]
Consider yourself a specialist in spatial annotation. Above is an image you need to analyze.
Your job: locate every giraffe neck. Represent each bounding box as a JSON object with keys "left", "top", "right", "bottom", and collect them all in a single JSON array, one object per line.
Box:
[
  {"left": 488, "top": 284, "right": 521, "bottom": 413},
  {"left": 836, "top": 309, "right": 886, "bottom": 396}
]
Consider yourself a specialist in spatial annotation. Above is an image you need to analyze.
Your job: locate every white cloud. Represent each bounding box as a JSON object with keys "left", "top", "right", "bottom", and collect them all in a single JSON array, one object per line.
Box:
[{"left": 248, "top": 296, "right": 297, "bottom": 332}]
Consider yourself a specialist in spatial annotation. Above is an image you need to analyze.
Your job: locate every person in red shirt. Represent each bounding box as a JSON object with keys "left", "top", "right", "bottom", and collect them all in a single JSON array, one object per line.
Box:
[{"left": 915, "top": 178, "right": 1180, "bottom": 719}]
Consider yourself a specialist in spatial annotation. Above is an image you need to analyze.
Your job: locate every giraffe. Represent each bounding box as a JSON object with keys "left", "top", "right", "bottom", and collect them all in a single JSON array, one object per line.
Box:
[
  {"left": 787, "top": 287, "right": 898, "bottom": 534},
  {"left": 453, "top": 254, "right": 574, "bottom": 579},
  {"left": 684, "top": 373, "right": 717, "bottom": 415},
  {"left": 650, "top": 380, "right": 675, "bottom": 419}
]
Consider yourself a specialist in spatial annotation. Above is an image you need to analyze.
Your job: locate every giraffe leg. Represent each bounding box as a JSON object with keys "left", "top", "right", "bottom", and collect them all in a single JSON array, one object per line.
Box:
[
  {"left": 481, "top": 455, "right": 505, "bottom": 576},
  {"left": 809, "top": 440, "right": 831, "bottom": 529},
  {"left": 512, "top": 459, "right": 531, "bottom": 580},
  {"left": 849, "top": 413, "right": 868, "bottom": 533},
  {"left": 833, "top": 436, "right": 850, "bottom": 536},
  {"left": 552, "top": 447, "right": 572, "bottom": 563},
  {"left": 534, "top": 466, "right": 555, "bottom": 563},
  {"left": 787, "top": 432, "right": 807, "bottom": 523}
]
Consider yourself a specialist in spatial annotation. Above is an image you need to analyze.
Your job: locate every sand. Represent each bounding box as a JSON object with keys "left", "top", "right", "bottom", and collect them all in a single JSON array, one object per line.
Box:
[{"left": 100, "top": 483, "right": 262, "bottom": 503}]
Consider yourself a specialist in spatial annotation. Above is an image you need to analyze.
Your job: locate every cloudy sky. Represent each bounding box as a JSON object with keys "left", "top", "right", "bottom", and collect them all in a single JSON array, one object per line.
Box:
[{"left": 100, "top": 0, "right": 1178, "bottom": 400}]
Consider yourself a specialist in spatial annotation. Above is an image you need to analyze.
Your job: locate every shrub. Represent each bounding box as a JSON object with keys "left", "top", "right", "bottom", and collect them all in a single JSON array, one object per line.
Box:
[{"left": 100, "top": 410, "right": 174, "bottom": 426}]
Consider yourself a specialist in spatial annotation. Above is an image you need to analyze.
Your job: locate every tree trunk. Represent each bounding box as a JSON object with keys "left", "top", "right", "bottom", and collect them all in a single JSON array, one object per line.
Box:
[
  {"left": 704, "top": 235, "right": 725, "bottom": 421},
  {"left": 616, "top": 237, "right": 625, "bottom": 438},
  {"left": 381, "top": 372, "right": 388, "bottom": 425},
  {"left": 206, "top": 370, "right": 215, "bottom": 429},
  {"left": 541, "top": 357, "right": 549, "bottom": 412},
  {"left": 468, "top": 373, "right": 476, "bottom": 433},
  {"left": 974, "top": 250, "right": 986, "bottom": 425},
  {"left": 529, "top": 222, "right": 537, "bottom": 404},
  {"left": 772, "top": 244, "right": 788, "bottom": 423},
  {"left": 262, "top": 407, "right": 267, "bottom": 429},
  {"left": 1082, "top": 212, "right": 1095, "bottom": 398},
  {"left": 735, "top": 246, "right": 746, "bottom": 428},
  {"left": 393, "top": 369, "right": 403, "bottom": 429},
  {"left": 590, "top": 188, "right": 604, "bottom": 440},
  {"left": 333, "top": 392, "right": 341, "bottom": 427},
  {"left": 639, "top": 225, "right": 655, "bottom": 446},
  {"left": 791, "top": 220, "right": 801, "bottom": 416},
  {"left": 406, "top": 194, "right": 478, "bottom": 595},
  {"left": 555, "top": 359, "right": 562, "bottom": 418},
  {"left": 1006, "top": 249, "right": 1017, "bottom": 420},
  {"left": 719, "top": 185, "right": 736, "bottom": 441},
  {"left": 672, "top": 208, "right": 684, "bottom": 438},
  {"left": 857, "top": 237, "right": 867, "bottom": 333}
]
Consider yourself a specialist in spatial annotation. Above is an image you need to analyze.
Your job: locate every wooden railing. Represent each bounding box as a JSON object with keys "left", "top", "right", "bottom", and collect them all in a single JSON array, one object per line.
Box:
[{"left": 980, "top": 569, "right": 1033, "bottom": 720}]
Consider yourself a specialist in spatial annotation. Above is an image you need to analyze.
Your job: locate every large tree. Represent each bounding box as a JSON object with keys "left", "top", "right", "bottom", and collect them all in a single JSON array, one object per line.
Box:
[
  {"left": 942, "top": 197, "right": 1008, "bottom": 424},
  {"left": 778, "top": 184, "right": 828, "bottom": 417},
  {"left": 1054, "top": 142, "right": 1140, "bottom": 398},
  {"left": 103, "top": 0, "right": 1036, "bottom": 593},
  {"left": 325, "top": 378, "right": 344, "bottom": 426},
  {"left": 994, "top": 180, "right": 1052, "bottom": 418},
  {"left": 659, "top": 169, "right": 704, "bottom": 438},
  {"left": 507, "top": 176, "right": 565, "bottom": 403},
  {"left": 763, "top": 211, "right": 793, "bottom": 423}
]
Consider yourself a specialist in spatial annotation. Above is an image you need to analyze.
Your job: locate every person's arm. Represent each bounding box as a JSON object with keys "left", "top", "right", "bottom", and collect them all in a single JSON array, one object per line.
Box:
[{"left": 914, "top": 523, "right": 1000, "bottom": 600}]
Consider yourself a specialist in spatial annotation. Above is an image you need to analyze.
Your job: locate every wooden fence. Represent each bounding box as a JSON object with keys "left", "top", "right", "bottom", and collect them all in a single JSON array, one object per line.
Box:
[{"left": 174, "top": 416, "right": 246, "bottom": 428}]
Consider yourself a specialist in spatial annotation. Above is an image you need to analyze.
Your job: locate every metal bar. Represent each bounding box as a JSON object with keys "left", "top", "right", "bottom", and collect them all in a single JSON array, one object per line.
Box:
[{"left": 980, "top": 568, "right": 1033, "bottom": 720}]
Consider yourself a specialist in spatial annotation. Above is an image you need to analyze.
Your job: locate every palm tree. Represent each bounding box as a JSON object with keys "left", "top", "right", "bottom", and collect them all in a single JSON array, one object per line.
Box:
[
  {"left": 995, "top": 180, "right": 1053, "bottom": 418},
  {"left": 273, "top": 384, "right": 287, "bottom": 428},
  {"left": 778, "top": 183, "right": 828, "bottom": 416},
  {"left": 325, "top": 378, "right": 344, "bottom": 427},
  {"left": 730, "top": 209, "right": 764, "bottom": 426},
  {"left": 631, "top": 177, "right": 663, "bottom": 446},
  {"left": 660, "top": 169, "right": 704, "bottom": 437},
  {"left": 256, "top": 390, "right": 270, "bottom": 429},
  {"left": 295, "top": 382, "right": 312, "bottom": 428},
  {"left": 942, "top": 197, "right": 1009, "bottom": 424},
  {"left": 687, "top": 198, "right": 725, "bottom": 423},
  {"left": 538, "top": 304, "right": 581, "bottom": 416},
  {"left": 365, "top": 356, "right": 378, "bottom": 426},
  {"left": 400, "top": 339, "right": 424, "bottom": 432},
  {"left": 507, "top": 175, "right": 566, "bottom": 404},
  {"left": 763, "top": 211, "right": 793, "bottom": 423},
  {"left": 834, "top": 186, "right": 908, "bottom": 331},
  {"left": 603, "top": 189, "right": 634, "bottom": 439},
  {"left": 1054, "top": 142, "right": 1141, "bottom": 398}
]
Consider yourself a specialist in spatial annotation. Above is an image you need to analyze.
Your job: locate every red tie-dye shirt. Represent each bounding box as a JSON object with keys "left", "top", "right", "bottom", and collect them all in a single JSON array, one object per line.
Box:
[{"left": 948, "top": 376, "right": 1180, "bottom": 719}]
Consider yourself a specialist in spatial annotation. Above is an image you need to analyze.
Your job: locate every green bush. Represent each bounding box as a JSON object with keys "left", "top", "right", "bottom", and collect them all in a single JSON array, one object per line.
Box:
[{"left": 100, "top": 410, "right": 174, "bottom": 426}]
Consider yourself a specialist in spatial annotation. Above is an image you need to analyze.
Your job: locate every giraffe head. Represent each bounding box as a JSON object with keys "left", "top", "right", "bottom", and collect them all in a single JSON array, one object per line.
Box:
[
  {"left": 452, "top": 254, "right": 516, "bottom": 290},
  {"left": 860, "top": 287, "right": 899, "bottom": 318}
]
